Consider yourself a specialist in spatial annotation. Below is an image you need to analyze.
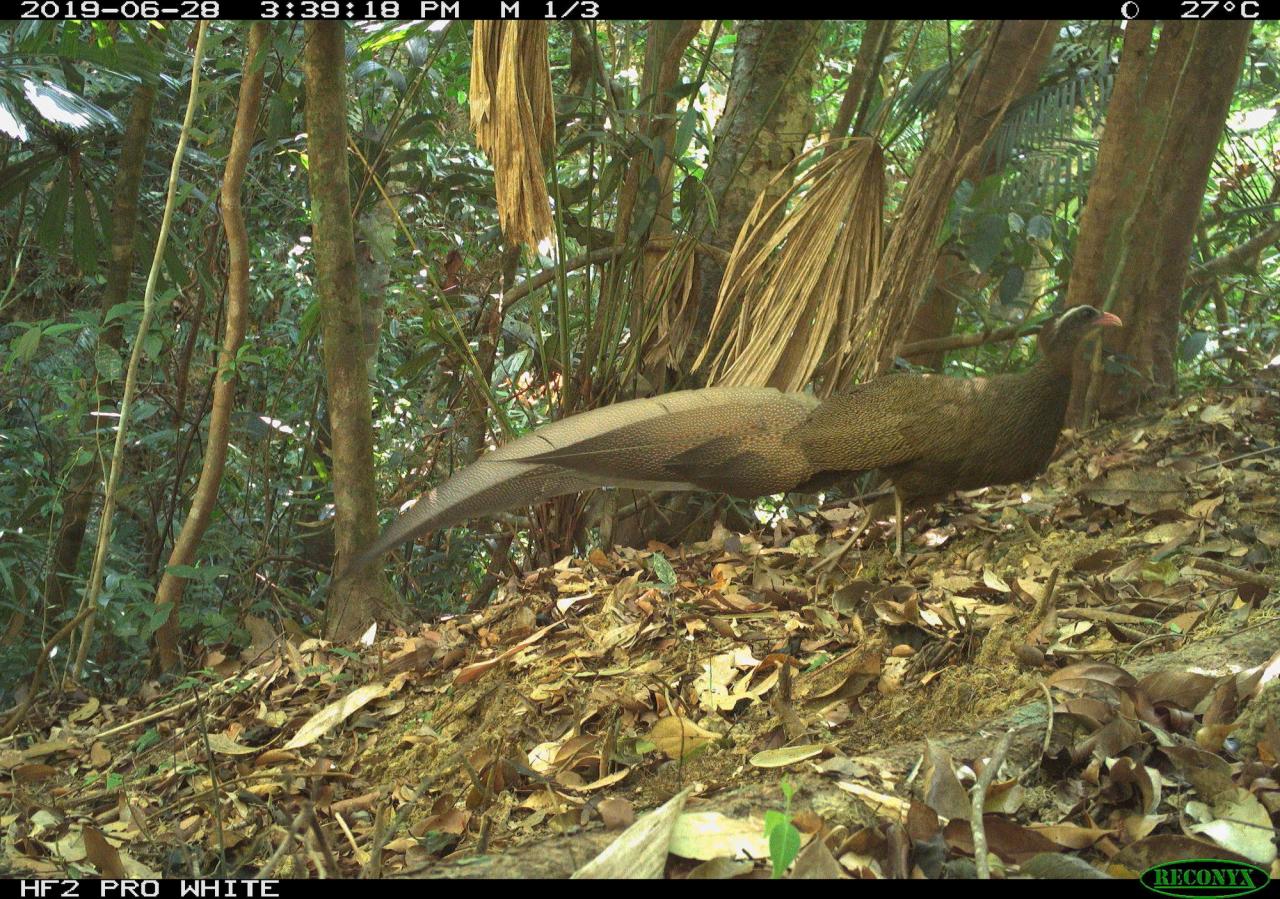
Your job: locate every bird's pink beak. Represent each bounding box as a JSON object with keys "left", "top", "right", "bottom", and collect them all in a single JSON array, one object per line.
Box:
[{"left": 1097, "top": 312, "right": 1122, "bottom": 328}]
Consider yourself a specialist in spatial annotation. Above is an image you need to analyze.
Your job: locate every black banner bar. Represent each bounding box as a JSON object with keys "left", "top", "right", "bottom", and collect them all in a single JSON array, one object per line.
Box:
[{"left": 11, "top": 3, "right": 1280, "bottom": 20}]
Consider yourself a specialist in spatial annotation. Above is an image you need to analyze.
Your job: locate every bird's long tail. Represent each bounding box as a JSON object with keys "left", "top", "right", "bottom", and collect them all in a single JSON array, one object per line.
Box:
[
  {"left": 342, "top": 460, "right": 654, "bottom": 573},
  {"left": 341, "top": 386, "right": 812, "bottom": 575}
]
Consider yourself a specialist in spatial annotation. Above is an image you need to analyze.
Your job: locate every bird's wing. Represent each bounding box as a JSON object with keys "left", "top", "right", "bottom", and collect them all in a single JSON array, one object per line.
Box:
[
  {"left": 349, "top": 386, "right": 820, "bottom": 569},
  {"left": 795, "top": 375, "right": 970, "bottom": 474}
]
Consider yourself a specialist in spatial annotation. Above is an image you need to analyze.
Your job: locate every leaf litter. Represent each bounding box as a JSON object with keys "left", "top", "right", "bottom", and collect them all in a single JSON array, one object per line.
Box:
[{"left": 3, "top": 372, "right": 1278, "bottom": 878}]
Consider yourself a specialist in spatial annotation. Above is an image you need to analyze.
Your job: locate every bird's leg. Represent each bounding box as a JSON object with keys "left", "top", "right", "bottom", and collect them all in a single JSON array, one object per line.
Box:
[
  {"left": 814, "top": 505, "right": 873, "bottom": 572},
  {"left": 894, "top": 491, "right": 904, "bottom": 563}
]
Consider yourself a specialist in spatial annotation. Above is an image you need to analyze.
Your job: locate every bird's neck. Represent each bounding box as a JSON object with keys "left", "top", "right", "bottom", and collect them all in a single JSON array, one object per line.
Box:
[
  {"left": 1020, "top": 355, "right": 1075, "bottom": 420},
  {"left": 1040, "top": 347, "right": 1080, "bottom": 378},
  {"left": 1013, "top": 356, "right": 1075, "bottom": 430}
]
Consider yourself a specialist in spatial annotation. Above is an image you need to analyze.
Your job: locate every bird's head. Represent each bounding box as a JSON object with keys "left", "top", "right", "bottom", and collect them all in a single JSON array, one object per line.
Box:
[{"left": 1039, "top": 305, "right": 1122, "bottom": 369}]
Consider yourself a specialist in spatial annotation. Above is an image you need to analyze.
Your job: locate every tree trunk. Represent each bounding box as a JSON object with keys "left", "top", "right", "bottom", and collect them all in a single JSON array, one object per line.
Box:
[
  {"left": 152, "top": 23, "right": 266, "bottom": 672},
  {"left": 607, "top": 19, "right": 700, "bottom": 392},
  {"left": 902, "top": 20, "right": 1061, "bottom": 370},
  {"left": 304, "top": 23, "right": 395, "bottom": 639},
  {"left": 1067, "top": 21, "right": 1251, "bottom": 422},
  {"left": 831, "top": 21, "right": 894, "bottom": 142},
  {"left": 690, "top": 21, "right": 820, "bottom": 360}
]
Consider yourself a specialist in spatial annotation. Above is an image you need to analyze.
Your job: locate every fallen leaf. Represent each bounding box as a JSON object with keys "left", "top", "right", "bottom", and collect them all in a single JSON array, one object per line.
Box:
[
  {"left": 83, "top": 826, "right": 125, "bottom": 878},
  {"left": 284, "top": 682, "right": 390, "bottom": 749},
  {"left": 650, "top": 716, "right": 719, "bottom": 760},
  {"left": 750, "top": 745, "right": 824, "bottom": 768}
]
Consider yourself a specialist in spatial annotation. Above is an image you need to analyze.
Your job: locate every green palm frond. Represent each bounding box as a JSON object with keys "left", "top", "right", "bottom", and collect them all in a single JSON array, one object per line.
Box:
[{"left": 990, "top": 68, "right": 1115, "bottom": 209}]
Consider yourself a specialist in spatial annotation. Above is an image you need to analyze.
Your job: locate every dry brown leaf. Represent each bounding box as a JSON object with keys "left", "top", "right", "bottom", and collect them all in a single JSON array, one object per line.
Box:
[
  {"left": 83, "top": 826, "right": 125, "bottom": 878},
  {"left": 1083, "top": 468, "right": 1184, "bottom": 514},
  {"left": 650, "top": 716, "right": 719, "bottom": 760}
]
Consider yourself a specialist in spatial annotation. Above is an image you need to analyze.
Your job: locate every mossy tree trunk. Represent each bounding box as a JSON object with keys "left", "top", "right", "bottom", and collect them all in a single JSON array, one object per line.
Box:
[
  {"left": 304, "top": 22, "right": 395, "bottom": 639},
  {"left": 689, "top": 20, "right": 820, "bottom": 360},
  {"left": 1066, "top": 21, "right": 1251, "bottom": 422}
]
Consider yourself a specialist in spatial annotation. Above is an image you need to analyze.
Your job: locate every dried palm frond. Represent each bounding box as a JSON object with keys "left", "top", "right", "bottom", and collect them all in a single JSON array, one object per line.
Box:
[
  {"left": 695, "top": 138, "right": 884, "bottom": 396},
  {"left": 636, "top": 235, "right": 701, "bottom": 374},
  {"left": 469, "top": 22, "right": 555, "bottom": 249},
  {"left": 840, "top": 23, "right": 1046, "bottom": 386}
]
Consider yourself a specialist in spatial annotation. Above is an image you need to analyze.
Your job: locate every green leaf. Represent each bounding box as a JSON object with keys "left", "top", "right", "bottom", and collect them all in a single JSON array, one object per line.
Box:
[
  {"left": 103, "top": 302, "right": 132, "bottom": 323},
  {"left": 72, "top": 183, "right": 98, "bottom": 275},
  {"left": 43, "top": 321, "right": 87, "bottom": 338},
  {"left": 142, "top": 603, "right": 173, "bottom": 640},
  {"left": 37, "top": 168, "right": 71, "bottom": 252},
  {"left": 966, "top": 213, "right": 1006, "bottom": 273},
  {"left": 299, "top": 297, "right": 321, "bottom": 343},
  {"left": 1141, "top": 559, "right": 1180, "bottom": 586},
  {"left": 650, "top": 553, "right": 677, "bottom": 590},
  {"left": 134, "top": 727, "right": 161, "bottom": 753},
  {"left": 11, "top": 323, "right": 43, "bottom": 364},
  {"left": 673, "top": 102, "right": 699, "bottom": 159},
  {"left": 1026, "top": 215, "right": 1052, "bottom": 241},
  {"left": 95, "top": 347, "right": 123, "bottom": 380},
  {"left": 998, "top": 266, "right": 1025, "bottom": 307},
  {"left": 23, "top": 80, "right": 120, "bottom": 132},
  {"left": 1180, "top": 330, "right": 1210, "bottom": 362},
  {"left": 765, "top": 814, "right": 801, "bottom": 878}
]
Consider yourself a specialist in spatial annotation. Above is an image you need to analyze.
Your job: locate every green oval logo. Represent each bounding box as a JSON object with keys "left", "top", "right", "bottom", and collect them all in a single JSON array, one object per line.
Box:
[{"left": 1141, "top": 859, "right": 1271, "bottom": 899}]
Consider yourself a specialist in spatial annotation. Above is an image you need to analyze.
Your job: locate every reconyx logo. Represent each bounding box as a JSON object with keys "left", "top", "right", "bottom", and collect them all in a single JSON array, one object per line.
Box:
[{"left": 1140, "top": 859, "right": 1271, "bottom": 899}]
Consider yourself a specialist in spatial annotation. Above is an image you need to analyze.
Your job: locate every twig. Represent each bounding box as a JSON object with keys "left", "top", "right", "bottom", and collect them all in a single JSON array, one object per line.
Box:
[
  {"left": 91, "top": 665, "right": 272, "bottom": 743},
  {"left": 500, "top": 246, "right": 623, "bottom": 309},
  {"left": 1033, "top": 566, "right": 1060, "bottom": 633},
  {"left": 899, "top": 321, "right": 1041, "bottom": 358},
  {"left": 192, "top": 685, "right": 228, "bottom": 873},
  {"left": 1190, "top": 558, "right": 1278, "bottom": 590},
  {"left": 258, "top": 805, "right": 312, "bottom": 878},
  {"left": 1193, "top": 445, "right": 1279, "bottom": 473},
  {"left": 971, "top": 730, "right": 1012, "bottom": 880},
  {"left": 361, "top": 804, "right": 391, "bottom": 879},
  {"left": 307, "top": 810, "right": 338, "bottom": 877},
  {"left": 360, "top": 776, "right": 432, "bottom": 879},
  {"left": 70, "top": 769, "right": 353, "bottom": 812}
]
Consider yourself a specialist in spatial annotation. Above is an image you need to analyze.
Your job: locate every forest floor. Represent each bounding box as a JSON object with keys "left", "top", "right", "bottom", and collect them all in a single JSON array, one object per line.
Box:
[{"left": 4, "top": 366, "right": 1279, "bottom": 879}]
